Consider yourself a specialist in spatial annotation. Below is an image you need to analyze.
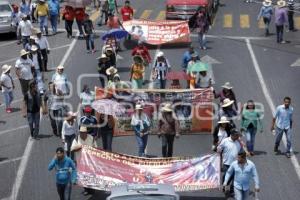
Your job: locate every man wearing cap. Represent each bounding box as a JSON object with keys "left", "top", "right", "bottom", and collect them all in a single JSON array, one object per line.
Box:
[
  {"left": 102, "top": 45, "right": 116, "bottom": 66},
  {"left": 71, "top": 126, "right": 97, "bottom": 196},
  {"left": 36, "top": 30, "right": 50, "bottom": 71},
  {"left": 0, "top": 65, "right": 15, "bottom": 113},
  {"left": 79, "top": 106, "right": 98, "bottom": 138},
  {"left": 152, "top": 51, "right": 171, "bottom": 89},
  {"left": 35, "top": 0, "right": 49, "bottom": 35},
  {"left": 17, "top": 14, "right": 34, "bottom": 48},
  {"left": 158, "top": 104, "right": 180, "bottom": 157},
  {"left": 15, "top": 49, "right": 34, "bottom": 96},
  {"left": 274, "top": 0, "right": 288, "bottom": 43},
  {"left": 52, "top": 66, "right": 70, "bottom": 96},
  {"left": 257, "top": 0, "right": 273, "bottom": 36}
]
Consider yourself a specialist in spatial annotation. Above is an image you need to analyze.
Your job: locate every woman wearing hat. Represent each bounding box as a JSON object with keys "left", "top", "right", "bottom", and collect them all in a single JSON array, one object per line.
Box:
[
  {"left": 257, "top": 0, "right": 273, "bottom": 36},
  {"left": 131, "top": 104, "right": 150, "bottom": 157},
  {"left": 102, "top": 45, "right": 116, "bottom": 66},
  {"left": 62, "top": 111, "right": 78, "bottom": 160},
  {"left": 158, "top": 104, "right": 180, "bottom": 157},
  {"left": 152, "top": 51, "right": 171, "bottom": 89},
  {"left": 212, "top": 116, "right": 234, "bottom": 151},
  {"left": 241, "top": 100, "right": 263, "bottom": 156},
  {"left": 215, "top": 82, "right": 238, "bottom": 110},
  {"left": 0, "top": 65, "right": 15, "bottom": 113},
  {"left": 130, "top": 55, "right": 145, "bottom": 89},
  {"left": 106, "top": 66, "right": 118, "bottom": 87},
  {"left": 218, "top": 98, "right": 237, "bottom": 126}
]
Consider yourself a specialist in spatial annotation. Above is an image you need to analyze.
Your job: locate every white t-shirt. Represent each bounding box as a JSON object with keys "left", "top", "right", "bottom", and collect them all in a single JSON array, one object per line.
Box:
[
  {"left": 62, "top": 120, "right": 78, "bottom": 140},
  {"left": 36, "top": 36, "right": 50, "bottom": 50},
  {"left": 0, "top": 73, "right": 13, "bottom": 92},
  {"left": 18, "top": 20, "right": 33, "bottom": 36},
  {"left": 31, "top": 53, "right": 40, "bottom": 70},
  {"left": 217, "top": 128, "right": 227, "bottom": 143},
  {"left": 80, "top": 91, "right": 95, "bottom": 106},
  {"left": 52, "top": 73, "right": 69, "bottom": 95},
  {"left": 15, "top": 58, "right": 34, "bottom": 80},
  {"left": 197, "top": 73, "right": 211, "bottom": 88}
]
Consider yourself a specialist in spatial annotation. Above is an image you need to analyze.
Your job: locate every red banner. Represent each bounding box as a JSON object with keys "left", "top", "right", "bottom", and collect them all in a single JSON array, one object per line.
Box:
[
  {"left": 77, "top": 146, "right": 221, "bottom": 192},
  {"left": 122, "top": 19, "right": 190, "bottom": 45}
]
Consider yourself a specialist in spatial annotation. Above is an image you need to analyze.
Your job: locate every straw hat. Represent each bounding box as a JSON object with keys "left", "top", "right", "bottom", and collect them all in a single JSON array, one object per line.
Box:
[
  {"left": 221, "top": 82, "right": 233, "bottom": 90},
  {"left": 222, "top": 98, "right": 234, "bottom": 107},
  {"left": 277, "top": 0, "right": 286, "bottom": 7},
  {"left": 162, "top": 103, "right": 173, "bottom": 112},
  {"left": 79, "top": 126, "right": 88, "bottom": 132},
  {"left": 135, "top": 104, "right": 143, "bottom": 110},
  {"left": 133, "top": 55, "right": 144, "bottom": 64},
  {"left": 263, "top": 0, "right": 272, "bottom": 6},
  {"left": 218, "top": 116, "right": 230, "bottom": 124},
  {"left": 20, "top": 49, "right": 29, "bottom": 56},
  {"left": 106, "top": 66, "right": 118, "bottom": 75},
  {"left": 35, "top": 29, "right": 42, "bottom": 34},
  {"left": 2, "top": 64, "right": 11, "bottom": 74},
  {"left": 157, "top": 51, "right": 164, "bottom": 57},
  {"left": 30, "top": 35, "right": 37, "bottom": 40},
  {"left": 57, "top": 65, "right": 64, "bottom": 70},
  {"left": 105, "top": 46, "right": 113, "bottom": 54},
  {"left": 31, "top": 45, "right": 38, "bottom": 52},
  {"left": 97, "top": 54, "right": 108, "bottom": 60}
]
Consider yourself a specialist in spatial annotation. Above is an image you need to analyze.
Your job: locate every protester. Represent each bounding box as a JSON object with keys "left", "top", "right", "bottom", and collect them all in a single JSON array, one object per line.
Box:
[
  {"left": 106, "top": 66, "right": 118, "bottom": 85},
  {"left": 274, "top": 0, "right": 288, "bottom": 43},
  {"left": 108, "top": 0, "right": 118, "bottom": 14},
  {"left": 271, "top": 96, "right": 293, "bottom": 158},
  {"left": 0, "top": 65, "right": 15, "bottom": 113},
  {"left": 45, "top": 82, "right": 64, "bottom": 137},
  {"left": 80, "top": 85, "right": 95, "bottom": 108},
  {"left": 103, "top": 46, "right": 116, "bottom": 66},
  {"left": 98, "top": 114, "right": 114, "bottom": 151},
  {"left": 11, "top": 4, "right": 21, "bottom": 30},
  {"left": 23, "top": 81, "right": 47, "bottom": 139},
  {"left": 217, "top": 129, "right": 243, "bottom": 196},
  {"left": 35, "top": 0, "right": 49, "bottom": 35},
  {"left": 218, "top": 98, "right": 237, "bottom": 125},
  {"left": 212, "top": 116, "right": 234, "bottom": 151},
  {"left": 215, "top": 82, "right": 238, "bottom": 110},
  {"left": 62, "top": 6, "right": 75, "bottom": 38},
  {"left": 48, "top": 0, "right": 60, "bottom": 35},
  {"left": 30, "top": 0, "right": 37, "bottom": 23},
  {"left": 74, "top": 7, "right": 85, "bottom": 38},
  {"left": 79, "top": 106, "right": 98, "bottom": 138},
  {"left": 121, "top": 0, "right": 134, "bottom": 40},
  {"left": 98, "top": 0, "right": 109, "bottom": 26},
  {"left": 82, "top": 14, "right": 95, "bottom": 54},
  {"left": 186, "top": 52, "right": 200, "bottom": 76},
  {"left": 52, "top": 66, "right": 70, "bottom": 96},
  {"left": 71, "top": 126, "right": 97, "bottom": 196},
  {"left": 131, "top": 104, "right": 150, "bottom": 157},
  {"left": 48, "top": 147, "right": 77, "bottom": 200},
  {"left": 107, "top": 13, "right": 120, "bottom": 29},
  {"left": 25, "top": 35, "right": 37, "bottom": 52},
  {"left": 152, "top": 51, "right": 171, "bottom": 89},
  {"left": 181, "top": 46, "right": 195, "bottom": 71},
  {"left": 287, "top": 0, "right": 296, "bottom": 32},
  {"left": 36, "top": 29, "right": 50, "bottom": 71},
  {"left": 15, "top": 49, "right": 34, "bottom": 96},
  {"left": 158, "top": 104, "right": 180, "bottom": 157},
  {"left": 97, "top": 54, "right": 111, "bottom": 87},
  {"left": 62, "top": 112, "right": 78, "bottom": 160},
  {"left": 194, "top": 68, "right": 213, "bottom": 89},
  {"left": 130, "top": 55, "right": 145, "bottom": 89},
  {"left": 241, "top": 100, "right": 263, "bottom": 156},
  {"left": 223, "top": 151, "right": 260, "bottom": 200},
  {"left": 20, "top": 0, "right": 31, "bottom": 19},
  {"left": 131, "top": 41, "right": 151, "bottom": 67},
  {"left": 29, "top": 45, "right": 44, "bottom": 93},
  {"left": 17, "top": 14, "right": 34, "bottom": 48},
  {"left": 257, "top": 0, "right": 273, "bottom": 36}
]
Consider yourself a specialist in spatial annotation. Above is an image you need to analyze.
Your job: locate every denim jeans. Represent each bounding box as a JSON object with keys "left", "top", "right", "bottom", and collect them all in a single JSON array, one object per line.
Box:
[
  {"left": 2, "top": 91, "right": 13, "bottom": 108},
  {"left": 38, "top": 15, "right": 48, "bottom": 34},
  {"left": 198, "top": 32, "right": 206, "bottom": 48},
  {"left": 222, "top": 164, "right": 234, "bottom": 192},
  {"left": 65, "top": 20, "right": 73, "bottom": 37},
  {"left": 234, "top": 188, "right": 249, "bottom": 200},
  {"left": 276, "top": 25, "right": 284, "bottom": 43},
  {"left": 76, "top": 19, "right": 84, "bottom": 36},
  {"left": 275, "top": 127, "right": 292, "bottom": 153},
  {"left": 101, "top": 130, "right": 113, "bottom": 151},
  {"left": 49, "top": 109, "right": 64, "bottom": 136},
  {"left": 56, "top": 183, "right": 72, "bottom": 200},
  {"left": 161, "top": 134, "right": 175, "bottom": 157},
  {"left": 155, "top": 79, "right": 166, "bottom": 89},
  {"left": 245, "top": 126, "right": 257, "bottom": 152},
  {"left": 135, "top": 132, "right": 148, "bottom": 157},
  {"left": 263, "top": 17, "right": 270, "bottom": 34},
  {"left": 50, "top": 14, "right": 58, "bottom": 33},
  {"left": 27, "top": 112, "right": 40, "bottom": 138},
  {"left": 22, "top": 36, "right": 30, "bottom": 48},
  {"left": 85, "top": 34, "right": 95, "bottom": 51}
]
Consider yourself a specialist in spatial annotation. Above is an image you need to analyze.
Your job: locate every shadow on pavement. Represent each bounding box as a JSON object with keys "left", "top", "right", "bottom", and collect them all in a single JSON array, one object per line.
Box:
[
  {"left": 0, "top": 33, "right": 16, "bottom": 41},
  {"left": 0, "top": 157, "right": 8, "bottom": 162}
]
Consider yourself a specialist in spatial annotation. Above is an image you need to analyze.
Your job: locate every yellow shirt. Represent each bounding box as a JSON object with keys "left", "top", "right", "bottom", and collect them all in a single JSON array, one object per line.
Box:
[
  {"left": 35, "top": 3, "right": 49, "bottom": 17},
  {"left": 131, "top": 64, "right": 145, "bottom": 80}
]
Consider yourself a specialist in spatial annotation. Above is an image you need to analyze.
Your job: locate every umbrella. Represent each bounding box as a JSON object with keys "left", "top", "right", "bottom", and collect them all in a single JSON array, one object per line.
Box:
[
  {"left": 91, "top": 99, "right": 126, "bottom": 117},
  {"left": 102, "top": 29, "right": 128, "bottom": 41},
  {"left": 190, "top": 62, "right": 209, "bottom": 72},
  {"left": 165, "top": 71, "right": 192, "bottom": 80},
  {"left": 65, "top": 0, "right": 92, "bottom": 8}
]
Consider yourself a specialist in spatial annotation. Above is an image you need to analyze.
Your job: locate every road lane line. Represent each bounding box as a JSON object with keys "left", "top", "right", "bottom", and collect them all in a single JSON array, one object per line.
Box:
[
  {"left": 156, "top": 11, "right": 166, "bottom": 20},
  {"left": 223, "top": 14, "right": 233, "bottom": 28},
  {"left": 140, "top": 10, "right": 152, "bottom": 19},
  {"left": 8, "top": 32, "right": 79, "bottom": 200},
  {"left": 0, "top": 157, "right": 23, "bottom": 165},
  {"left": 246, "top": 38, "right": 300, "bottom": 180},
  {"left": 0, "top": 125, "right": 28, "bottom": 136},
  {"left": 0, "top": 41, "right": 16, "bottom": 48},
  {"left": 240, "top": 15, "right": 250, "bottom": 28}
]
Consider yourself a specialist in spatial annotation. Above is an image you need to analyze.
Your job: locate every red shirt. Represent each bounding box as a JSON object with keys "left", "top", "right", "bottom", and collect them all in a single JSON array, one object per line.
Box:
[
  {"left": 132, "top": 46, "right": 151, "bottom": 63},
  {"left": 107, "top": 16, "right": 120, "bottom": 29},
  {"left": 121, "top": 6, "right": 134, "bottom": 21},
  {"left": 63, "top": 6, "right": 75, "bottom": 21},
  {"left": 75, "top": 8, "right": 85, "bottom": 21}
]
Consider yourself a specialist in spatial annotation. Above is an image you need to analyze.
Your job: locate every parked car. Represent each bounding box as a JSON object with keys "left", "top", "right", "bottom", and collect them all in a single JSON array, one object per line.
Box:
[
  {"left": 165, "top": 0, "right": 214, "bottom": 21},
  {"left": 0, "top": 1, "right": 16, "bottom": 34},
  {"left": 106, "top": 184, "right": 180, "bottom": 200}
]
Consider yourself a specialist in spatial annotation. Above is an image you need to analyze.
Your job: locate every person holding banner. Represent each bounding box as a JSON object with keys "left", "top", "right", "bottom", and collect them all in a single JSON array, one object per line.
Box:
[
  {"left": 130, "top": 55, "right": 145, "bottom": 89},
  {"left": 158, "top": 104, "right": 180, "bottom": 157},
  {"left": 131, "top": 104, "right": 151, "bottom": 157},
  {"left": 98, "top": 114, "right": 115, "bottom": 151}
]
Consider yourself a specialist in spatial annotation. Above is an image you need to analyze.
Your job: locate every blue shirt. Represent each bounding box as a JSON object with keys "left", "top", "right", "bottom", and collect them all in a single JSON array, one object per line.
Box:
[
  {"left": 217, "top": 137, "right": 242, "bottom": 166},
  {"left": 257, "top": 6, "right": 273, "bottom": 20},
  {"left": 224, "top": 160, "right": 259, "bottom": 191},
  {"left": 20, "top": 3, "right": 31, "bottom": 15},
  {"left": 48, "top": 0, "right": 60, "bottom": 16},
  {"left": 48, "top": 157, "right": 77, "bottom": 185},
  {"left": 274, "top": 105, "right": 293, "bottom": 129},
  {"left": 182, "top": 51, "right": 192, "bottom": 69}
]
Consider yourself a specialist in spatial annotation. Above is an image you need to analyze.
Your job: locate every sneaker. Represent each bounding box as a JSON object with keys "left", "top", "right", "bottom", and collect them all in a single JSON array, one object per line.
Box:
[
  {"left": 6, "top": 108, "right": 11, "bottom": 113},
  {"left": 202, "top": 46, "right": 207, "bottom": 50},
  {"left": 274, "top": 146, "right": 279, "bottom": 153},
  {"left": 280, "top": 41, "right": 287, "bottom": 44},
  {"left": 286, "top": 152, "right": 291, "bottom": 158},
  {"left": 92, "top": 49, "right": 96, "bottom": 54}
]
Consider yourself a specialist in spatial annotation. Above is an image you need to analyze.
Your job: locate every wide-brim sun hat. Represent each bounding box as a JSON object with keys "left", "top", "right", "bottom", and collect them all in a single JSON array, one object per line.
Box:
[
  {"left": 162, "top": 103, "right": 173, "bottom": 112},
  {"left": 263, "top": 0, "right": 272, "bottom": 6},
  {"left": 30, "top": 35, "right": 37, "bottom": 40},
  {"left": 221, "top": 82, "right": 233, "bottom": 90},
  {"left": 79, "top": 126, "right": 88, "bottom": 132},
  {"left": 277, "top": 0, "right": 286, "bottom": 7},
  {"left": 31, "top": 45, "right": 38, "bottom": 52},
  {"left": 106, "top": 66, "right": 118, "bottom": 75},
  {"left": 222, "top": 98, "right": 235, "bottom": 107},
  {"left": 218, "top": 116, "right": 230, "bottom": 124},
  {"left": 57, "top": 65, "right": 64, "bottom": 70},
  {"left": 20, "top": 49, "right": 29, "bottom": 56},
  {"left": 97, "top": 54, "right": 108, "bottom": 60},
  {"left": 2, "top": 64, "right": 12, "bottom": 74},
  {"left": 157, "top": 51, "right": 164, "bottom": 57},
  {"left": 135, "top": 104, "right": 143, "bottom": 110}
]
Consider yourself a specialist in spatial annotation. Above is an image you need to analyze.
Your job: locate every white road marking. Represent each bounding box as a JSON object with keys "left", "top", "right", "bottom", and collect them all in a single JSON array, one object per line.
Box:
[
  {"left": 0, "top": 125, "right": 28, "bottom": 136},
  {"left": 0, "top": 157, "right": 23, "bottom": 166},
  {"left": 246, "top": 38, "right": 300, "bottom": 180},
  {"left": 7, "top": 32, "right": 79, "bottom": 200},
  {"left": 291, "top": 58, "right": 300, "bottom": 67},
  {"left": 0, "top": 41, "right": 16, "bottom": 48}
]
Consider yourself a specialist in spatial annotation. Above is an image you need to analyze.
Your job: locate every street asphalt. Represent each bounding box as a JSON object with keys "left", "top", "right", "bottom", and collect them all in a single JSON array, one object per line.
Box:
[{"left": 1, "top": 0, "right": 300, "bottom": 199}]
